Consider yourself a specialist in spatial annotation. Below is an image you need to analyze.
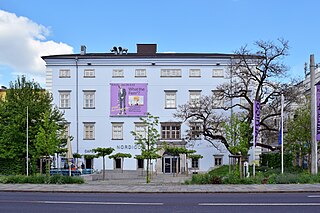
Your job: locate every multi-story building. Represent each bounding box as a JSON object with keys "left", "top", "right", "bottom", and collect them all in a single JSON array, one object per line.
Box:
[{"left": 42, "top": 44, "right": 246, "bottom": 174}]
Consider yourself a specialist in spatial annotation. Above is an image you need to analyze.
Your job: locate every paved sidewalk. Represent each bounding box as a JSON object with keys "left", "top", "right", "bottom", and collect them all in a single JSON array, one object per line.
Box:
[{"left": 1, "top": 181, "right": 320, "bottom": 193}]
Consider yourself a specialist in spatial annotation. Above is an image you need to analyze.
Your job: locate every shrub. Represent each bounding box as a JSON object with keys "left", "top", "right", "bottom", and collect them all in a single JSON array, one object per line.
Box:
[{"left": 0, "top": 175, "right": 85, "bottom": 184}]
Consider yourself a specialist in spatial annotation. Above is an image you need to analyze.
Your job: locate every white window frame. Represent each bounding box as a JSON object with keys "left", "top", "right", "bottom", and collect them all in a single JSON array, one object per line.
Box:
[
  {"left": 189, "top": 69, "right": 201, "bottom": 77},
  {"left": 191, "top": 158, "right": 199, "bottom": 169},
  {"left": 165, "top": 91, "right": 177, "bottom": 109},
  {"left": 189, "top": 90, "right": 201, "bottom": 107},
  {"left": 83, "top": 122, "right": 95, "bottom": 140},
  {"left": 135, "top": 69, "right": 147, "bottom": 77},
  {"left": 59, "top": 69, "right": 70, "bottom": 78},
  {"left": 214, "top": 155, "right": 223, "bottom": 167},
  {"left": 112, "top": 69, "right": 124, "bottom": 78},
  {"left": 212, "top": 69, "right": 224, "bottom": 78},
  {"left": 84, "top": 69, "right": 95, "bottom": 78},
  {"left": 59, "top": 91, "right": 71, "bottom": 109},
  {"left": 112, "top": 123, "right": 123, "bottom": 140},
  {"left": 134, "top": 123, "right": 146, "bottom": 139},
  {"left": 161, "top": 69, "right": 182, "bottom": 77},
  {"left": 212, "top": 90, "right": 224, "bottom": 108},
  {"left": 83, "top": 90, "right": 95, "bottom": 109}
]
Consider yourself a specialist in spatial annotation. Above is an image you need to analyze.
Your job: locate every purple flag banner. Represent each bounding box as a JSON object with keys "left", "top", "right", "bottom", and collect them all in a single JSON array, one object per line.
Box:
[
  {"left": 110, "top": 83, "right": 148, "bottom": 116},
  {"left": 316, "top": 84, "right": 320, "bottom": 140},
  {"left": 254, "top": 100, "right": 261, "bottom": 146}
]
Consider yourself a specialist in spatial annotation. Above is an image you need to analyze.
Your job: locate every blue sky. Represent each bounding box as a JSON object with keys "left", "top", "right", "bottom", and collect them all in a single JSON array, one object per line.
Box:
[{"left": 0, "top": 0, "right": 319, "bottom": 87}]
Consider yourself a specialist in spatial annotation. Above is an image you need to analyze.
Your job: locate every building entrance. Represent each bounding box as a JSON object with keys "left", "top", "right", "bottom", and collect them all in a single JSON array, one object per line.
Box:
[{"left": 162, "top": 156, "right": 180, "bottom": 174}]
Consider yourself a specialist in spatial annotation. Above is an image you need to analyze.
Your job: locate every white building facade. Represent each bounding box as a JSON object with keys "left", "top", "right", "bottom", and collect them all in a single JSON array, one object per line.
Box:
[{"left": 42, "top": 44, "right": 242, "bottom": 174}]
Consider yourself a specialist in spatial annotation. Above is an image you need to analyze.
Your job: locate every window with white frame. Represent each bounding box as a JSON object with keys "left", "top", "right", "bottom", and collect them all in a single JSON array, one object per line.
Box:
[
  {"left": 112, "top": 69, "right": 124, "bottom": 77},
  {"left": 59, "top": 91, "right": 71, "bottom": 108},
  {"left": 189, "top": 90, "right": 201, "bottom": 106},
  {"left": 59, "top": 69, "right": 70, "bottom": 78},
  {"left": 135, "top": 69, "right": 146, "bottom": 77},
  {"left": 83, "top": 122, "right": 95, "bottom": 140},
  {"left": 214, "top": 155, "right": 223, "bottom": 166},
  {"left": 212, "top": 69, "right": 224, "bottom": 78},
  {"left": 84, "top": 69, "right": 95, "bottom": 78},
  {"left": 189, "top": 122, "right": 202, "bottom": 140},
  {"left": 134, "top": 123, "right": 146, "bottom": 139},
  {"left": 161, "top": 123, "right": 181, "bottom": 140},
  {"left": 83, "top": 90, "right": 95, "bottom": 109},
  {"left": 189, "top": 69, "right": 201, "bottom": 77},
  {"left": 212, "top": 90, "right": 224, "bottom": 108},
  {"left": 165, "top": 90, "right": 177, "bottom": 109},
  {"left": 191, "top": 158, "right": 199, "bottom": 169},
  {"left": 112, "top": 123, "right": 123, "bottom": 140},
  {"left": 161, "top": 69, "right": 182, "bottom": 77}
]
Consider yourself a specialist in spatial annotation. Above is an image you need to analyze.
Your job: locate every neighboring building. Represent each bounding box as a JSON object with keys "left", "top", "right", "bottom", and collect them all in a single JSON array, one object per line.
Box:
[
  {"left": 42, "top": 44, "right": 248, "bottom": 174},
  {"left": 0, "top": 86, "right": 6, "bottom": 100}
]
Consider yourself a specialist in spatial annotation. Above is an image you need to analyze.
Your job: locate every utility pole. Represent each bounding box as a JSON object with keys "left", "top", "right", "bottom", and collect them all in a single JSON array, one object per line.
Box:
[{"left": 310, "top": 54, "right": 318, "bottom": 174}]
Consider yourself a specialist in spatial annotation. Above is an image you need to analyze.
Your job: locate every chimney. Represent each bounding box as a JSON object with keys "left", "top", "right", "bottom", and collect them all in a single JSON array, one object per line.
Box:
[
  {"left": 137, "top": 44, "right": 157, "bottom": 55},
  {"left": 80, "top": 45, "right": 86, "bottom": 55}
]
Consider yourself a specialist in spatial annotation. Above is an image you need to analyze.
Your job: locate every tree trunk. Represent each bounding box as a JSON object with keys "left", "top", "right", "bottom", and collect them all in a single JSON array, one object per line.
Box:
[
  {"left": 102, "top": 156, "right": 105, "bottom": 181},
  {"left": 146, "top": 158, "right": 150, "bottom": 183}
]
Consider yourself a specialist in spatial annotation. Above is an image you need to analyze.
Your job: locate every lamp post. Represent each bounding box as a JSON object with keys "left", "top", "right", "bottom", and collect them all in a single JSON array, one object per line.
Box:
[{"left": 26, "top": 106, "right": 29, "bottom": 176}]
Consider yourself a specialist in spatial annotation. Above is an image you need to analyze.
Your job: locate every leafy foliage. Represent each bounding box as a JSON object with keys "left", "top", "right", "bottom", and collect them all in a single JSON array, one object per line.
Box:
[
  {"left": 93, "top": 147, "right": 114, "bottom": 180},
  {"left": 0, "top": 76, "right": 67, "bottom": 175},
  {"left": 131, "top": 113, "right": 161, "bottom": 183}
]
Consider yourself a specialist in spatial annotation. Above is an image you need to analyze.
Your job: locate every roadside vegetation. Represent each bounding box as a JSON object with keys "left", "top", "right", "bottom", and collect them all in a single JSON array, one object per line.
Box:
[
  {"left": 186, "top": 165, "right": 320, "bottom": 185},
  {"left": 0, "top": 175, "right": 84, "bottom": 184}
]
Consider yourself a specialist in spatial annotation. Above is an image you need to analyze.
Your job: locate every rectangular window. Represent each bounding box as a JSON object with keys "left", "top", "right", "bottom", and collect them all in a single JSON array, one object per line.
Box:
[
  {"left": 212, "top": 90, "right": 224, "bottom": 108},
  {"left": 59, "top": 91, "right": 71, "bottom": 109},
  {"left": 189, "top": 69, "right": 201, "bottom": 77},
  {"left": 189, "top": 90, "right": 201, "bottom": 107},
  {"left": 214, "top": 156, "right": 223, "bottom": 166},
  {"left": 59, "top": 69, "right": 70, "bottom": 78},
  {"left": 134, "top": 123, "right": 146, "bottom": 139},
  {"left": 84, "top": 69, "right": 95, "bottom": 78},
  {"left": 189, "top": 122, "right": 202, "bottom": 140},
  {"left": 165, "top": 91, "right": 177, "bottom": 109},
  {"left": 212, "top": 69, "right": 224, "bottom": 78},
  {"left": 83, "top": 90, "right": 95, "bottom": 109},
  {"left": 137, "top": 159, "right": 144, "bottom": 169},
  {"left": 112, "top": 69, "right": 124, "bottom": 77},
  {"left": 135, "top": 69, "right": 146, "bottom": 77},
  {"left": 191, "top": 158, "right": 199, "bottom": 169},
  {"left": 83, "top": 123, "right": 95, "bottom": 140},
  {"left": 112, "top": 123, "right": 123, "bottom": 140},
  {"left": 161, "top": 123, "right": 181, "bottom": 140},
  {"left": 161, "top": 69, "right": 182, "bottom": 77}
]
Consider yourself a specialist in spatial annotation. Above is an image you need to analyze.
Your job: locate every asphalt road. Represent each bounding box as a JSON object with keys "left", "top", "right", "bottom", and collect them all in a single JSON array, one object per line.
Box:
[{"left": 1, "top": 192, "right": 320, "bottom": 213}]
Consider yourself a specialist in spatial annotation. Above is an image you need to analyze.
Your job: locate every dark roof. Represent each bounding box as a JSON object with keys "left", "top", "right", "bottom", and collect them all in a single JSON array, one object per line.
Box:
[{"left": 42, "top": 52, "right": 257, "bottom": 60}]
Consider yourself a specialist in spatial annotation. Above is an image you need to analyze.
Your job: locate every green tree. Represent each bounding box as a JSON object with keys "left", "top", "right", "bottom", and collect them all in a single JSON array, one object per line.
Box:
[
  {"left": 93, "top": 147, "right": 114, "bottom": 180},
  {"left": 0, "top": 76, "right": 66, "bottom": 175},
  {"left": 34, "top": 109, "right": 66, "bottom": 176},
  {"left": 131, "top": 113, "right": 161, "bottom": 183},
  {"left": 224, "top": 113, "right": 251, "bottom": 156},
  {"left": 109, "top": 153, "right": 132, "bottom": 173},
  {"left": 286, "top": 101, "right": 311, "bottom": 168}
]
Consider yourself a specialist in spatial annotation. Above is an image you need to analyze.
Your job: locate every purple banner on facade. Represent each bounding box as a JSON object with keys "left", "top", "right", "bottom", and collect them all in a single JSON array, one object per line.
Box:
[
  {"left": 110, "top": 83, "right": 148, "bottom": 116},
  {"left": 254, "top": 100, "right": 261, "bottom": 146},
  {"left": 316, "top": 84, "right": 320, "bottom": 140}
]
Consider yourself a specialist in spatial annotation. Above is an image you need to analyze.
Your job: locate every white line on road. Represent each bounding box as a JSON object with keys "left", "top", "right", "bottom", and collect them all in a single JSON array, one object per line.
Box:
[
  {"left": 199, "top": 203, "right": 320, "bottom": 206},
  {"left": 36, "top": 201, "right": 164, "bottom": 206},
  {"left": 308, "top": 195, "right": 320, "bottom": 198}
]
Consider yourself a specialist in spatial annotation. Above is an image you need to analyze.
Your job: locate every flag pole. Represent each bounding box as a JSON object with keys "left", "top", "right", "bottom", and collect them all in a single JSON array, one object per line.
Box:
[{"left": 281, "top": 93, "right": 284, "bottom": 174}]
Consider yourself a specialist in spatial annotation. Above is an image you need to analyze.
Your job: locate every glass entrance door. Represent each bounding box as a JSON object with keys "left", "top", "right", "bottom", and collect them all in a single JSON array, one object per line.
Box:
[
  {"left": 164, "top": 157, "right": 171, "bottom": 173},
  {"left": 163, "top": 156, "right": 180, "bottom": 174}
]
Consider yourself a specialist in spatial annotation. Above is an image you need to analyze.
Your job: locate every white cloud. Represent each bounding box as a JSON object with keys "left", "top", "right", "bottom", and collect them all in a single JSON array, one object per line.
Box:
[{"left": 0, "top": 10, "right": 73, "bottom": 85}]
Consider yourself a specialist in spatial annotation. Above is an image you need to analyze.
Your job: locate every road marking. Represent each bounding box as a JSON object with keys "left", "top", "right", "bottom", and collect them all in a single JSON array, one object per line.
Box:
[
  {"left": 199, "top": 203, "right": 320, "bottom": 206},
  {"left": 308, "top": 195, "right": 320, "bottom": 198},
  {"left": 36, "top": 201, "right": 163, "bottom": 206}
]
